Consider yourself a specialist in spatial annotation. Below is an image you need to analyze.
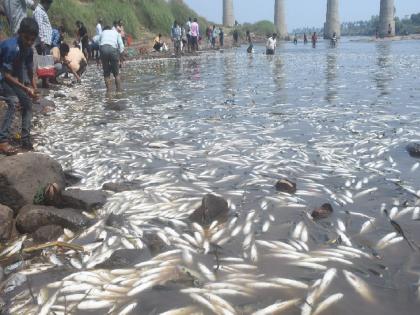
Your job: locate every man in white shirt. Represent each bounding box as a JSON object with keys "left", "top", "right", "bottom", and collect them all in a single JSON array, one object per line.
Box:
[
  {"left": 266, "top": 33, "right": 277, "bottom": 55},
  {"left": 99, "top": 25, "right": 124, "bottom": 92},
  {"left": 96, "top": 18, "right": 102, "bottom": 36}
]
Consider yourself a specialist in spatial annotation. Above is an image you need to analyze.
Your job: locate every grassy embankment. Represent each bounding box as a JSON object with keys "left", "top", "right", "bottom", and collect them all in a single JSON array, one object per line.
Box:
[{"left": 48, "top": 0, "right": 209, "bottom": 40}]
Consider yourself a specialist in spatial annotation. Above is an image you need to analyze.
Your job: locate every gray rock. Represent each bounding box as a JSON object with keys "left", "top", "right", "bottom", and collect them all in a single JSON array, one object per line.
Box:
[
  {"left": 189, "top": 194, "right": 229, "bottom": 226},
  {"left": 407, "top": 143, "right": 420, "bottom": 158},
  {"left": 95, "top": 249, "right": 152, "bottom": 269},
  {"left": 0, "top": 175, "right": 25, "bottom": 212},
  {"left": 16, "top": 205, "right": 90, "bottom": 234},
  {"left": 102, "top": 181, "right": 142, "bottom": 193},
  {"left": 0, "top": 204, "right": 13, "bottom": 241},
  {"left": 53, "top": 92, "right": 66, "bottom": 98},
  {"left": 0, "top": 153, "right": 66, "bottom": 212},
  {"left": 275, "top": 179, "right": 297, "bottom": 194},
  {"left": 63, "top": 171, "right": 83, "bottom": 187},
  {"left": 60, "top": 189, "right": 108, "bottom": 211},
  {"left": 33, "top": 225, "right": 64, "bottom": 243},
  {"left": 1, "top": 273, "right": 26, "bottom": 294},
  {"left": 143, "top": 232, "right": 171, "bottom": 255},
  {"left": 33, "top": 98, "right": 55, "bottom": 114},
  {"left": 311, "top": 203, "right": 334, "bottom": 220}
]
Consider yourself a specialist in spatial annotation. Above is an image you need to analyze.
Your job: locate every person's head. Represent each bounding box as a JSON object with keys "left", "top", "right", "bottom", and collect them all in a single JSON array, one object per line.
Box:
[
  {"left": 98, "top": 18, "right": 102, "bottom": 24},
  {"left": 18, "top": 17, "right": 39, "bottom": 48},
  {"left": 118, "top": 20, "right": 123, "bottom": 27},
  {"left": 194, "top": 18, "right": 197, "bottom": 22},
  {"left": 103, "top": 25, "right": 111, "bottom": 31},
  {"left": 158, "top": 33, "right": 162, "bottom": 38},
  {"left": 59, "top": 43, "right": 70, "bottom": 57},
  {"left": 113, "top": 21, "right": 118, "bottom": 27},
  {"left": 272, "top": 33, "right": 277, "bottom": 39},
  {"left": 40, "top": 0, "right": 53, "bottom": 11},
  {"left": 58, "top": 26, "right": 65, "bottom": 34},
  {"left": 76, "top": 21, "right": 81, "bottom": 28},
  {"left": 189, "top": 17, "right": 192, "bottom": 22},
  {"left": 212, "top": 25, "right": 215, "bottom": 29},
  {"left": 173, "top": 20, "right": 178, "bottom": 27},
  {"left": 246, "top": 30, "right": 250, "bottom": 35}
]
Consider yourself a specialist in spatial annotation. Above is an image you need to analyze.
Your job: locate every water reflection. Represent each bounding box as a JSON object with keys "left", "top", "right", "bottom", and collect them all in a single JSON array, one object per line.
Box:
[
  {"left": 325, "top": 52, "right": 338, "bottom": 103},
  {"left": 272, "top": 56, "right": 287, "bottom": 106},
  {"left": 375, "top": 42, "right": 393, "bottom": 97},
  {"left": 224, "top": 54, "right": 236, "bottom": 102}
]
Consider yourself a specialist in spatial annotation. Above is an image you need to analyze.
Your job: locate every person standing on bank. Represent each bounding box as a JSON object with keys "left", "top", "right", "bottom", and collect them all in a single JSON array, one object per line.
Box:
[
  {"left": 266, "top": 33, "right": 277, "bottom": 55},
  {"left": 99, "top": 25, "right": 124, "bottom": 92},
  {"left": 96, "top": 18, "right": 103, "bottom": 36},
  {"left": 171, "top": 21, "right": 182, "bottom": 56},
  {"left": 0, "top": 17, "right": 39, "bottom": 155},
  {"left": 312, "top": 32, "right": 317, "bottom": 48},
  {"left": 3, "top": 0, "right": 36, "bottom": 35},
  {"left": 219, "top": 28, "right": 224, "bottom": 48},
  {"left": 33, "top": 0, "right": 53, "bottom": 55},
  {"left": 190, "top": 18, "right": 199, "bottom": 52}
]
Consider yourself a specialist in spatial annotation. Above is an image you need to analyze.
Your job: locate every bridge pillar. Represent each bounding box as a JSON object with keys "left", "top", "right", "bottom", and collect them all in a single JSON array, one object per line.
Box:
[
  {"left": 324, "top": 0, "right": 340, "bottom": 39},
  {"left": 274, "top": 0, "right": 287, "bottom": 39},
  {"left": 223, "top": 0, "right": 235, "bottom": 27},
  {"left": 379, "top": 0, "right": 395, "bottom": 37}
]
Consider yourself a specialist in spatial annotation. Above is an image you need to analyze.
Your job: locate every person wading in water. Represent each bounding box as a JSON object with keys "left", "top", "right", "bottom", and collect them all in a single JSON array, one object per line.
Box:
[
  {"left": 266, "top": 33, "right": 277, "bottom": 55},
  {"left": 99, "top": 25, "right": 124, "bottom": 92}
]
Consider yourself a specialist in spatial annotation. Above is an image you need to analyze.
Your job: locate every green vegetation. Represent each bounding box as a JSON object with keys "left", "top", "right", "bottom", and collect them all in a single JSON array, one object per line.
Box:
[
  {"left": 47, "top": 0, "right": 208, "bottom": 39},
  {"left": 341, "top": 14, "right": 420, "bottom": 36},
  {"left": 232, "top": 20, "right": 276, "bottom": 38}
]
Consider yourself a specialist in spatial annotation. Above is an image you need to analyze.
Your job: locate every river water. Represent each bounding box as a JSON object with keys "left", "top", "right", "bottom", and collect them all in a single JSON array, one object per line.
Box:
[{"left": 6, "top": 39, "right": 420, "bottom": 314}]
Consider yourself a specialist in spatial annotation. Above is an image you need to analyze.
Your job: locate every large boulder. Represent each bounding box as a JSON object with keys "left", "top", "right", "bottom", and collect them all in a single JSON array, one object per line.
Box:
[
  {"left": 0, "top": 175, "right": 25, "bottom": 212},
  {"left": 33, "top": 225, "right": 64, "bottom": 243},
  {"left": 0, "top": 153, "right": 66, "bottom": 210},
  {"left": 16, "top": 205, "right": 90, "bottom": 234},
  {"left": 0, "top": 205, "right": 13, "bottom": 240},
  {"left": 189, "top": 194, "right": 229, "bottom": 226},
  {"left": 60, "top": 189, "right": 108, "bottom": 211},
  {"left": 407, "top": 143, "right": 420, "bottom": 158}
]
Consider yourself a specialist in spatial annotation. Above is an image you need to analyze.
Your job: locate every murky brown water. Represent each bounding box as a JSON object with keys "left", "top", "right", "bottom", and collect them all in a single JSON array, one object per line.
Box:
[{"left": 3, "top": 39, "right": 420, "bottom": 315}]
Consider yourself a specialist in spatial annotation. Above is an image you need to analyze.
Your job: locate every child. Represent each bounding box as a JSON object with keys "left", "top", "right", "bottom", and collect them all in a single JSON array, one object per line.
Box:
[{"left": 0, "top": 17, "right": 39, "bottom": 155}]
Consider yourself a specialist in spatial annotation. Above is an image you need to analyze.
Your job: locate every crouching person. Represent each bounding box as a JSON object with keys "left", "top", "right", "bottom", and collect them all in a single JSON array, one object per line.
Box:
[
  {"left": 52, "top": 43, "right": 87, "bottom": 83},
  {"left": 99, "top": 26, "right": 124, "bottom": 92},
  {"left": 0, "top": 17, "right": 39, "bottom": 155}
]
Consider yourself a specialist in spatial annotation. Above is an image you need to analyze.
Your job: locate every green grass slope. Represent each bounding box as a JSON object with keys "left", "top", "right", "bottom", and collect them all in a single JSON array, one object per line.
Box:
[{"left": 49, "top": 0, "right": 209, "bottom": 39}]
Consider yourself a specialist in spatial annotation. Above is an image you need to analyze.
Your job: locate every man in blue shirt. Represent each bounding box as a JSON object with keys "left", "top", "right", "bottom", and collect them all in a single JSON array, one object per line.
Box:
[{"left": 0, "top": 17, "right": 39, "bottom": 155}]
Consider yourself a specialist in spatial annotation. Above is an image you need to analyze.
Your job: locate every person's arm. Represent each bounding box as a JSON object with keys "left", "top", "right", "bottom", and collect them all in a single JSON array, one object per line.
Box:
[
  {"left": 25, "top": 51, "right": 37, "bottom": 92},
  {"left": 117, "top": 33, "right": 125, "bottom": 54}
]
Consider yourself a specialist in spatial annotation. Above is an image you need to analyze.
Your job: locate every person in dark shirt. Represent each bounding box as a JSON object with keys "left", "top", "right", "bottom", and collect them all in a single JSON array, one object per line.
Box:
[
  {"left": 0, "top": 17, "right": 39, "bottom": 155},
  {"left": 76, "top": 21, "right": 89, "bottom": 59}
]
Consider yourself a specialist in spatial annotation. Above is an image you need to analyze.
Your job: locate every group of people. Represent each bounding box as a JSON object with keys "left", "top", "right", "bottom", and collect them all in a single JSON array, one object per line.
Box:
[
  {"left": 266, "top": 31, "right": 338, "bottom": 55},
  {"left": 0, "top": 0, "right": 125, "bottom": 155},
  {"left": 205, "top": 25, "right": 224, "bottom": 49},
  {"left": 154, "top": 17, "right": 201, "bottom": 55}
]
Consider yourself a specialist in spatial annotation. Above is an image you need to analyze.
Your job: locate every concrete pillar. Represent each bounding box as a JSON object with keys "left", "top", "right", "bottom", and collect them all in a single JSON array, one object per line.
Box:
[
  {"left": 324, "top": 0, "right": 340, "bottom": 39},
  {"left": 274, "top": 0, "right": 288, "bottom": 39},
  {"left": 223, "top": 0, "right": 235, "bottom": 27},
  {"left": 379, "top": 0, "right": 395, "bottom": 37}
]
